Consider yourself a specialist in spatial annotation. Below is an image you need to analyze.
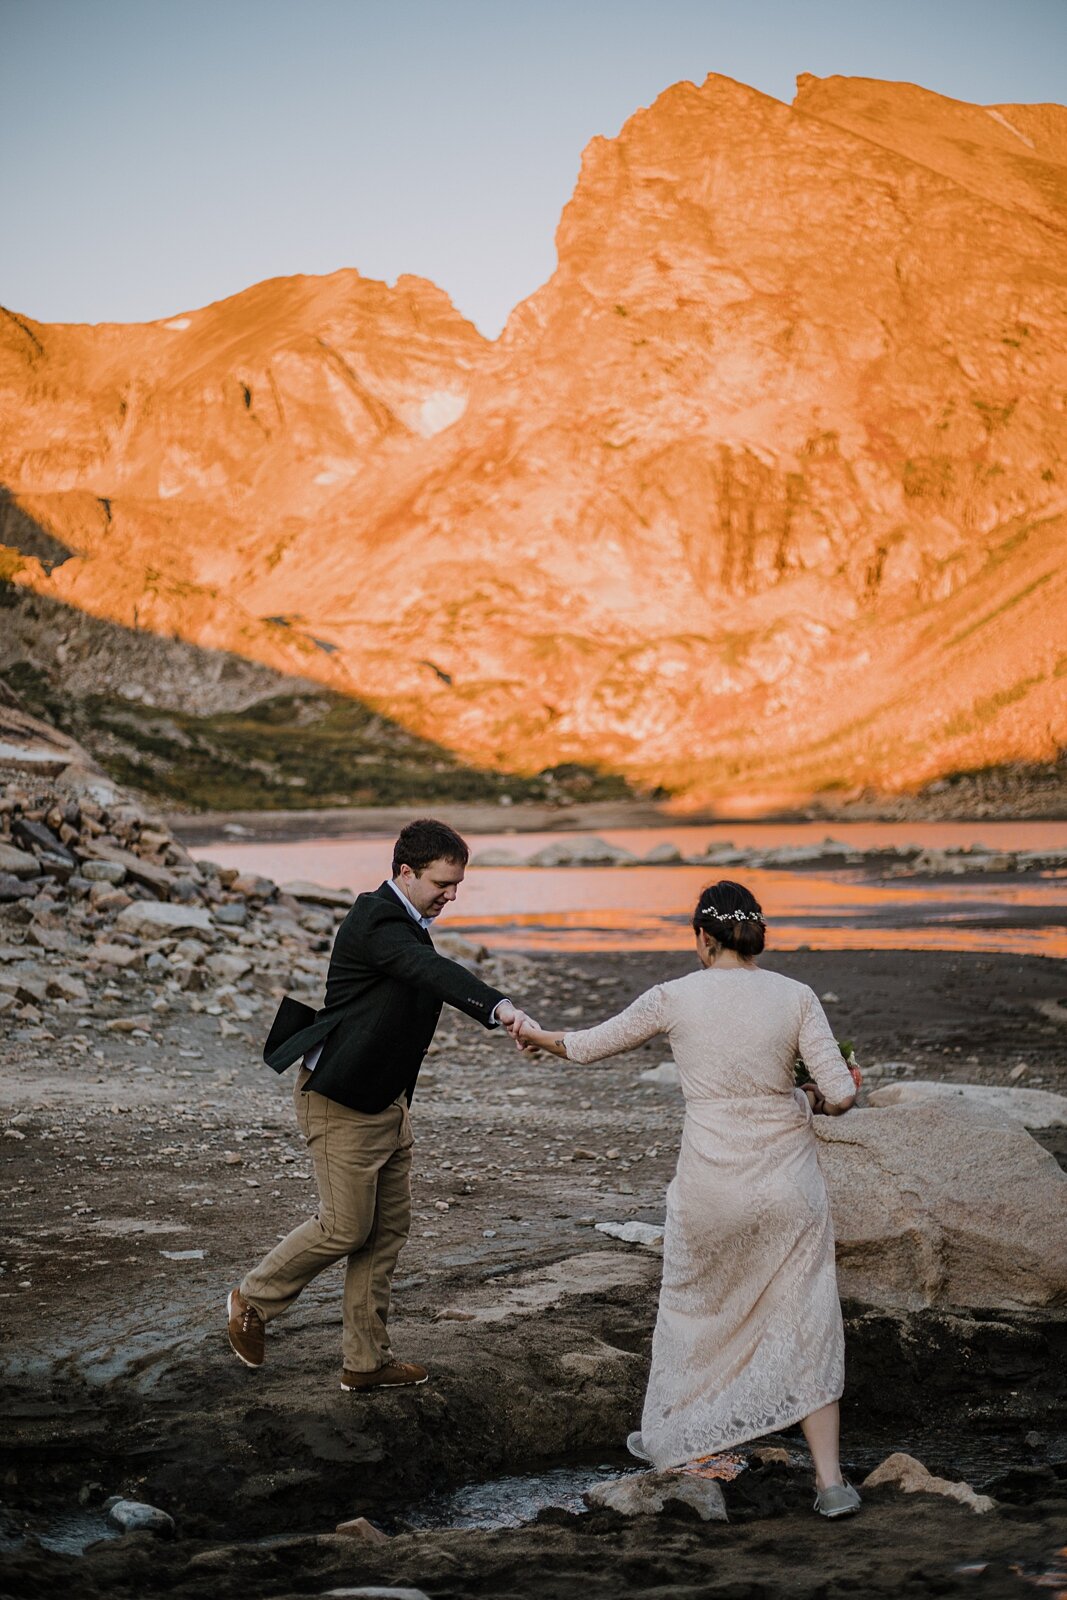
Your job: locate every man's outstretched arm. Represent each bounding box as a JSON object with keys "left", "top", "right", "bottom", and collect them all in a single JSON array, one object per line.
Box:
[{"left": 363, "top": 912, "right": 534, "bottom": 1030}]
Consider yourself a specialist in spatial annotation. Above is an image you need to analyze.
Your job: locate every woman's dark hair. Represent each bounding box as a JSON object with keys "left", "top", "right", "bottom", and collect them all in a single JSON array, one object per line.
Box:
[
  {"left": 691, "top": 879, "right": 766, "bottom": 959},
  {"left": 392, "top": 818, "right": 469, "bottom": 877}
]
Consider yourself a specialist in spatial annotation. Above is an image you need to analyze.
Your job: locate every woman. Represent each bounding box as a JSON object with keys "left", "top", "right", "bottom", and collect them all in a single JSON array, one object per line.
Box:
[{"left": 517, "top": 880, "right": 863, "bottom": 1518}]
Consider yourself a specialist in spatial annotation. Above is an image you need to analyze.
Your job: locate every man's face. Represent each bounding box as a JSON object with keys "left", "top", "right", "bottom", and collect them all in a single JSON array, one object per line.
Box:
[{"left": 397, "top": 856, "right": 465, "bottom": 919}]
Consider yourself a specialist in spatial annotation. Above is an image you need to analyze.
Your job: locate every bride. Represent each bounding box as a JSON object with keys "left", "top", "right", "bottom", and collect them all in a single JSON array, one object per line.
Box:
[{"left": 517, "top": 879, "right": 863, "bottom": 1518}]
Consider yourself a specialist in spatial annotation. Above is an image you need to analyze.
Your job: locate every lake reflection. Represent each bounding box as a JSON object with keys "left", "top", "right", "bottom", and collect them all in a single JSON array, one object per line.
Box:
[{"left": 192, "top": 823, "right": 1067, "bottom": 957}]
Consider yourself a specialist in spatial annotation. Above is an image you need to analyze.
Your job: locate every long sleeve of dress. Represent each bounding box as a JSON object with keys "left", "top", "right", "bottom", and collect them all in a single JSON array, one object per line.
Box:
[
  {"left": 563, "top": 985, "right": 667, "bottom": 1064},
  {"left": 799, "top": 988, "right": 856, "bottom": 1105}
]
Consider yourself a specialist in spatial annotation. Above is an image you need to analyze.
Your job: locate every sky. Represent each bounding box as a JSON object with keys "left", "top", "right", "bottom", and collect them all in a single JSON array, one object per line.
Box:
[{"left": 3, "top": 0, "right": 1066, "bottom": 338}]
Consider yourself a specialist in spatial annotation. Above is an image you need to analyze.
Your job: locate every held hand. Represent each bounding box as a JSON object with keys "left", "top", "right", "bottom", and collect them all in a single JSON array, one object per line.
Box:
[
  {"left": 496, "top": 1002, "right": 541, "bottom": 1040},
  {"left": 517, "top": 1016, "right": 545, "bottom": 1050},
  {"left": 849, "top": 1063, "right": 862, "bottom": 1090},
  {"left": 494, "top": 999, "right": 517, "bottom": 1030}
]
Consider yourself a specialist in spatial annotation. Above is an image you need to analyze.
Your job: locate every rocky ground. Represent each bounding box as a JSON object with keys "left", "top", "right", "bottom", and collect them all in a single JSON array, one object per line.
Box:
[{"left": 2, "top": 771, "right": 1067, "bottom": 1599}]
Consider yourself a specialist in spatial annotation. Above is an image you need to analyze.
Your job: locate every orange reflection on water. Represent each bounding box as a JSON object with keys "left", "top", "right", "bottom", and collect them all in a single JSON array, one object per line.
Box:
[{"left": 196, "top": 830, "right": 1067, "bottom": 958}]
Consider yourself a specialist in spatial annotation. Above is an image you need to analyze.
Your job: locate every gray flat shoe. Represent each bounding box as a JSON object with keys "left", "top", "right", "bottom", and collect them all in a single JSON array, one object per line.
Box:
[
  {"left": 814, "top": 1481, "right": 861, "bottom": 1518},
  {"left": 626, "top": 1431, "right": 652, "bottom": 1463}
]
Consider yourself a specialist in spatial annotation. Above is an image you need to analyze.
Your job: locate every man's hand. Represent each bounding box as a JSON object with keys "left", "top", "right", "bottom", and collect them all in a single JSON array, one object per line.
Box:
[{"left": 493, "top": 1000, "right": 540, "bottom": 1038}]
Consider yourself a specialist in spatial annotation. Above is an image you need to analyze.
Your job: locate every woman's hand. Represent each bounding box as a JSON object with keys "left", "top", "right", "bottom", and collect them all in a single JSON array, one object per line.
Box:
[
  {"left": 516, "top": 1016, "right": 544, "bottom": 1052},
  {"left": 516, "top": 1019, "right": 570, "bottom": 1059}
]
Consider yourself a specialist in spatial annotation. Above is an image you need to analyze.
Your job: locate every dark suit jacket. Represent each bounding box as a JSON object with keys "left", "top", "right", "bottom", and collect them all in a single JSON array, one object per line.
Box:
[{"left": 262, "top": 882, "right": 507, "bottom": 1113}]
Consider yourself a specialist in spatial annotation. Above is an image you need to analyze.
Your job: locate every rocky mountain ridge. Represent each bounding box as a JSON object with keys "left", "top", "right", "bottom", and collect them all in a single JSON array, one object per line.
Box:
[{"left": 1, "top": 71, "right": 1065, "bottom": 811}]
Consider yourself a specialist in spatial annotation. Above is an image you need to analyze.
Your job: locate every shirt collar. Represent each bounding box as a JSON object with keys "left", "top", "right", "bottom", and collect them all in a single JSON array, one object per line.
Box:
[{"left": 387, "top": 876, "right": 435, "bottom": 930}]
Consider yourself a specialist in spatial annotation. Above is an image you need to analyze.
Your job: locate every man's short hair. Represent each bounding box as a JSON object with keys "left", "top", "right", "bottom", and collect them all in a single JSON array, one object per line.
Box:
[{"left": 392, "top": 818, "right": 470, "bottom": 878}]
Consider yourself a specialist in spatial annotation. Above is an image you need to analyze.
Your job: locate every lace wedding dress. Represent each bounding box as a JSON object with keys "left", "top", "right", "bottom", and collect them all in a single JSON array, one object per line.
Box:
[{"left": 563, "top": 965, "right": 857, "bottom": 1469}]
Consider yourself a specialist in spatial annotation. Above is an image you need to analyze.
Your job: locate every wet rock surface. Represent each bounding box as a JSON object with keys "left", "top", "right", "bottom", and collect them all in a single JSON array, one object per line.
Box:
[
  {"left": 583, "top": 1469, "right": 728, "bottom": 1520},
  {"left": 1, "top": 776, "right": 1067, "bottom": 1596}
]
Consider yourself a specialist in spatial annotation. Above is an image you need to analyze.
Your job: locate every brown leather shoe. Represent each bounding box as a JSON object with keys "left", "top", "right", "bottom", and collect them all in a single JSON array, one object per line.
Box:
[
  {"left": 340, "top": 1360, "right": 428, "bottom": 1391},
  {"left": 227, "top": 1286, "right": 265, "bottom": 1368}
]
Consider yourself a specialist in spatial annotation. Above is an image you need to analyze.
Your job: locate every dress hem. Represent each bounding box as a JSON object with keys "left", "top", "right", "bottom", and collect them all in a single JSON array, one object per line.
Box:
[{"left": 646, "top": 1384, "right": 846, "bottom": 1471}]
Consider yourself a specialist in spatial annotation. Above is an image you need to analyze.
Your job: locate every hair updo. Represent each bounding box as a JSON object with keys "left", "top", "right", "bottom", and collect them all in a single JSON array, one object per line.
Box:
[{"left": 691, "top": 879, "right": 766, "bottom": 959}]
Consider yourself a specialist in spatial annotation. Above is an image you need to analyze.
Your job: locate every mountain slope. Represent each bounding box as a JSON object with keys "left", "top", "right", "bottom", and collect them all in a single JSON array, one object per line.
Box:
[{"left": 1, "top": 72, "right": 1065, "bottom": 808}]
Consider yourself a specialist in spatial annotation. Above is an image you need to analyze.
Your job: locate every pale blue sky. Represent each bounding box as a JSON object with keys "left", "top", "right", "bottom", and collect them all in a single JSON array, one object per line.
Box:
[{"left": 3, "top": 0, "right": 1065, "bottom": 337}]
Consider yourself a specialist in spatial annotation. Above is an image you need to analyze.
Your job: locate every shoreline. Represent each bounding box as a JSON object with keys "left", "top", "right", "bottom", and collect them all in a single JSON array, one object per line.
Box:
[{"left": 169, "top": 796, "right": 1067, "bottom": 847}]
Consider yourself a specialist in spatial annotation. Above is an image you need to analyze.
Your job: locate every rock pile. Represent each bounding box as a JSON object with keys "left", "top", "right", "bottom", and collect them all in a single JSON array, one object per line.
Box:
[
  {"left": 0, "top": 772, "right": 343, "bottom": 1040},
  {"left": 0, "top": 773, "right": 523, "bottom": 1044}
]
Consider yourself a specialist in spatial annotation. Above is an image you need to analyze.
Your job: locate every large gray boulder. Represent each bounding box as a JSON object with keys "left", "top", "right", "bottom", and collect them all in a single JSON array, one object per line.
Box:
[
  {"left": 817, "top": 1104, "right": 1067, "bottom": 1311},
  {"left": 867, "top": 1081, "right": 1067, "bottom": 1128}
]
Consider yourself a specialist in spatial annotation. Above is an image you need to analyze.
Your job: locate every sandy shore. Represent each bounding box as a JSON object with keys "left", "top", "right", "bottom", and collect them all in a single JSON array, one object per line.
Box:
[{"left": 2, "top": 941, "right": 1066, "bottom": 1599}]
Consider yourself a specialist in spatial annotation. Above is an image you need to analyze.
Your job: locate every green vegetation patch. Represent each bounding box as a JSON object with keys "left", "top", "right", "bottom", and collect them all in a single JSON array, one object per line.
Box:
[{"left": 4, "top": 673, "right": 637, "bottom": 812}]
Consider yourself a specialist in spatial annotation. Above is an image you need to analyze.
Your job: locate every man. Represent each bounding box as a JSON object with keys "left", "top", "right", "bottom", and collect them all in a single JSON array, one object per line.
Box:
[{"left": 227, "top": 818, "right": 532, "bottom": 1390}]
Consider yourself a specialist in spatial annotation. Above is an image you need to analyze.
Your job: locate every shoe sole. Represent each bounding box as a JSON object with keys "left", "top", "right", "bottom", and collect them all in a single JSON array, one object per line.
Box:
[
  {"left": 816, "top": 1501, "right": 861, "bottom": 1518},
  {"left": 340, "top": 1375, "right": 429, "bottom": 1391},
  {"left": 226, "top": 1290, "right": 264, "bottom": 1369}
]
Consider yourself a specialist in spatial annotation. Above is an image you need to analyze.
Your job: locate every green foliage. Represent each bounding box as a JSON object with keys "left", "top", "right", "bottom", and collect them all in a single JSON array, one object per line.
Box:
[
  {"left": 795, "top": 1038, "right": 856, "bottom": 1088},
  {"left": 36, "top": 687, "right": 637, "bottom": 812}
]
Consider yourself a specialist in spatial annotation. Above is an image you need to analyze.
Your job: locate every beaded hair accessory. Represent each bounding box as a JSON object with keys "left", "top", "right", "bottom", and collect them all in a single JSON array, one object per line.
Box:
[{"left": 698, "top": 906, "right": 764, "bottom": 922}]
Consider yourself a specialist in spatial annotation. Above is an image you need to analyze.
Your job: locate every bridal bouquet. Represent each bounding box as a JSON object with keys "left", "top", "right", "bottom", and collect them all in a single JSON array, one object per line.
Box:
[{"left": 795, "top": 1039, "right": 859, "bottom": 1088}]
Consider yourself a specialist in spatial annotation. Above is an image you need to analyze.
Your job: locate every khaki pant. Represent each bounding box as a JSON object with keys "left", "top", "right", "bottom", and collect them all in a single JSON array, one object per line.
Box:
[{"left": 241, "top": 1067, "right": 414, "bottom": 1371}]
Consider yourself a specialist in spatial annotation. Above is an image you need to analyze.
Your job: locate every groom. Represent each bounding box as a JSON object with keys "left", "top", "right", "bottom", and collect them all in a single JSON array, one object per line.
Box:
[{"left": 227, "top": 818, "right": 532, "bottom": 1390}]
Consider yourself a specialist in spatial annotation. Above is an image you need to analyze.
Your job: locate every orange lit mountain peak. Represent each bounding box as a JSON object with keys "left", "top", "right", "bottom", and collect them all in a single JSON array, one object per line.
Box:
[{"left": 2, "top": 71, "right": 1065, "bottom": 809}]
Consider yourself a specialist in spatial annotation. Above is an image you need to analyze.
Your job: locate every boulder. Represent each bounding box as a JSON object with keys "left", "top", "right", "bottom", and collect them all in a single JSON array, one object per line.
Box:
[
  {"left": 212, "top": 901, "right": 248, "bottom": 926},
  {"left": 584, "top": 1470, "right": 727, "bottom": 1522},
  {"left": 0, "top": 872, "right": 36, "bottom": 901},
  {"left": 27, "top": 921, "right": 77, "bottom": 954},
  {"left": 116, "top": 901, "right": 214, "bottom": 938},
  {"left": 81, "top": 859, "right": 127, "bottom": 885},
  {"left": 640, "top": 1060, "right": 680, "bottom": 1087},
  {"left": 643, "top": 843, "right": 683, "bottom": 864},
  {"left": 207, "top": 951, "right": 253, "bottom": 982},
  {"left": 862, "top": 1452, "right": 995, "bottom": 1514},
  {"left": 279, "top": 879, "right": 352, "bottom": 908},
  {"left": 332, "top": 1516, "right": 389, "bottom": 1543},
  {"left": 432, "top": 930, "right": 489, "bottom": 969},
  {"left": 695, "top": 845, "right": 751, "bottom": 866},
  {"left": 89, "top": 884, "right": 132, "bottom": 912},
  {"left": 866, "top": 1081, "right": 1067, "bottom": 1129},
  {"left": 82, "top": 844, "right": 175, "bottom": 895},
  {"left": 169, "top": 876, "right": 203, "bottom": 903},
  {"left": 526, "top": 838, "right": 637, "bottom": 867},
  {"left": 595, "top": 1220, "right": 665, "bottom": 1248},
  {"left": 12, "top": 817, "right": 76, "bottom": 868},
  {"left": 0, "top": 842, "right": 39, "bottom": 878},
  {"left": 470, "top": 848, "right": 523, "bottom": 867},
  {"left": 106, "top": 1497, "right": 176, "bottom": 1536},
  {"left": 173, "top": 937, "right": 209, "bottom": 963},
  {"left": 88, "top": 941, "right": 143, "bottom": 968},
  {"left": 231, "top": 872, "right": 278, "bottom": 899},
  {"left": 47, "top": 971, "right": 88, "bottom": 1002},
  {"left": 817, "top": 1104, "right": 1067, "bottom": 1311}
]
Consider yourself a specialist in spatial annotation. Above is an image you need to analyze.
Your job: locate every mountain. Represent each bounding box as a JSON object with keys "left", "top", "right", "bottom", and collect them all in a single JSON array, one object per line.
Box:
[{"left": 2, "top": 72, "right": 1065, "bottom": 811}]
